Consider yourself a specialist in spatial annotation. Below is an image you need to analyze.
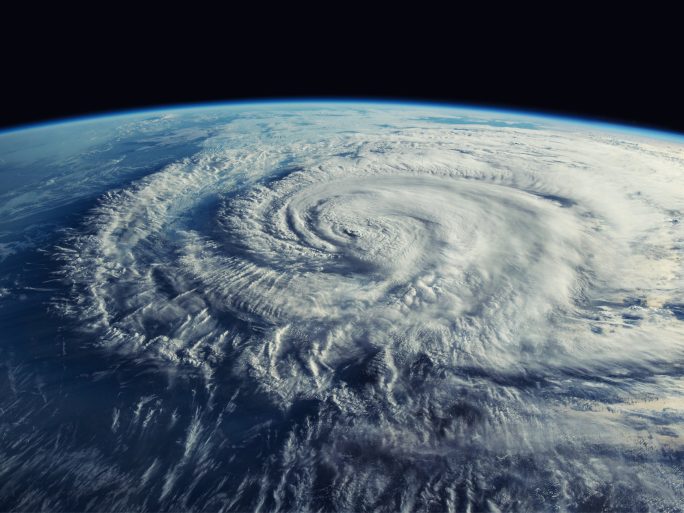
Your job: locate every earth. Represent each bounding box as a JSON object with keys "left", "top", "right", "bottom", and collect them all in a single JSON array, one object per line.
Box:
[{"left": 0, "top": 102, "right": 683, "bottom": 512}]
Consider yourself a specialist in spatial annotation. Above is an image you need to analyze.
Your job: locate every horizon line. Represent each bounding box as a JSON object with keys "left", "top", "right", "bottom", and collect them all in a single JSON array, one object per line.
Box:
[{"left": 1, "top": 98, "right": 683, "bottom": 141}]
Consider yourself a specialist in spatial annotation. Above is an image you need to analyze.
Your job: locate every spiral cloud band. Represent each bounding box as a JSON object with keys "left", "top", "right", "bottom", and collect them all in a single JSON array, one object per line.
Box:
[{"left": 1, "top": 104, "right": 683, "bottom": 511}]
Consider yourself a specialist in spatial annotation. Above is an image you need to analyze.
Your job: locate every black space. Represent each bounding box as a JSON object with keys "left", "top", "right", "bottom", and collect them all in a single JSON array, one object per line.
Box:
[{"left": 2, "top": 12, "right": 681, "bottom": 133}]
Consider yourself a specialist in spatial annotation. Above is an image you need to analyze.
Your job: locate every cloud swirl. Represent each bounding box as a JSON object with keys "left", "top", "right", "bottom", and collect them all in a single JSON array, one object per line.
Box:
[{"left": 9, "top": 106, "right": 681, "bottom": 511}]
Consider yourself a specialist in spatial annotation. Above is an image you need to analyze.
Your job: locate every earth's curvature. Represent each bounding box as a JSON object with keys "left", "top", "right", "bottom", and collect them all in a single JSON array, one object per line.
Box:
[{"left": 0, "top": 102, "right": 683, "bottom": 512}]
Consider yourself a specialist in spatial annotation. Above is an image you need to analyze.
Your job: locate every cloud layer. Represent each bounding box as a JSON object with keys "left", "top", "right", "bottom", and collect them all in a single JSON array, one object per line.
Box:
[{"left": 2, "top": 105, "right": 684, "bottom": 511}]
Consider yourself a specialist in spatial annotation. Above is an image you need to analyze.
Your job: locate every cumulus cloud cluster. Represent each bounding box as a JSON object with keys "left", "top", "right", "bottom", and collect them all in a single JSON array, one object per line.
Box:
[{"left": 9, "top": 106, "right": 684, "bottom": 511}]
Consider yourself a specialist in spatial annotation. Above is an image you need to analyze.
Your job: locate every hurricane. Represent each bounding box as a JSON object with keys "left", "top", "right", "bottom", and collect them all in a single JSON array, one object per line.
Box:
[{"left": 0, "top": 103, "right": 683, "bottom": 512}]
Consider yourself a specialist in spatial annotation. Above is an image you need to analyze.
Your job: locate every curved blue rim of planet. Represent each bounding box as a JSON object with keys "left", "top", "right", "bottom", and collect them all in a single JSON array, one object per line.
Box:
[{"left": 0, "top": 101, "right": 683, "bottom": 512}]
